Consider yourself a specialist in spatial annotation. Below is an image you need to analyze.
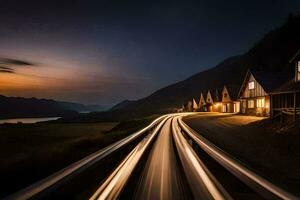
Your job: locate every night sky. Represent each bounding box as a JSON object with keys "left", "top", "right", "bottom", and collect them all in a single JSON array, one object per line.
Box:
[{"left": 0, "top": 0, "right": 299, "bottom": 105}]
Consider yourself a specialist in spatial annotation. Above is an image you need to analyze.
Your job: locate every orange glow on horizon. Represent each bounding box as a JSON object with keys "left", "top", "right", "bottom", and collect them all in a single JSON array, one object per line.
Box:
[{"left": 0, "top": 73, "right": 45, "bottom": 91}]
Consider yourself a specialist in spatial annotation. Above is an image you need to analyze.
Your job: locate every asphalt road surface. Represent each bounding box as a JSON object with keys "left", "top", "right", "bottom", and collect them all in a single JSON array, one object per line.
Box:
[
  {"left": 91, "top": 113, "right": 298, "bottom": 200},
  {"left": 7, "top": 113, "right": 300, "bottom": 200}
]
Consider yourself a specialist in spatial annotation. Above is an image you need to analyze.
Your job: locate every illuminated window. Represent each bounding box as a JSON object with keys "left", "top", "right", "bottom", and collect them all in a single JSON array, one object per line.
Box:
[
  {"left": 249, "top": 81, "right": 255, "bottom": 90},
  {"left": 248, "top": 100, "right": 254, "bottom": 108},
  {"left": 298, "top": 61, "right": 300, "bottom": 72},
  {"left": 256, "top": 98, "right": 265, "bottom": 108}
]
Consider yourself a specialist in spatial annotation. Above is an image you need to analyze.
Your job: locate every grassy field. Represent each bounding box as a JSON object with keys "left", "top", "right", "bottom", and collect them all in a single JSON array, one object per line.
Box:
[{"left": 0, "top": 115, "right": 158, "bottom": 197}]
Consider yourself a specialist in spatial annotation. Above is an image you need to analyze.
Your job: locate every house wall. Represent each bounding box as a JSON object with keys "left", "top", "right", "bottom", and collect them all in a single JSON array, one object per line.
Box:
[
  {"left": 212, "top": 104, "right": 222, "bottom": 112},
  {"left": 272, "top": 92, "right": 300, "bottom": 117},
  {"left": 221, "top": 86, "right": 240, "bottom": 113},
  {"left": 206, "top": 102, "right": 221, "bottom": 112},
  {"left": 221, "top": 102, "right": 231, "bottom": 113},
  {"left": 198, "top": 93, "right": 206, "bottom": 111},
  {"left": 241, "top": 74, "right": 267, "bottom": 98},
  {"left": 206, "top": 91, "right": 213, "bottom": 104},
  {"left": 192, "top": 99, "right": 198, "bottom": 111},
  {"left": 240, "top": 74, "right": 270, "bottom": 116},
  {"left": 222, "top": 87, "right": 232, "bottom": 103},
  {"left": 221, "top": 101, "right": 240, "bottom": 113},
  {"left": 296, "top": 61, "right": 300, "bottom": 82},
  {"left": 206, "top": 90, "right": 222, "bottom": 112},
  {"left": 240, "top": 96, "right": 270, "bottom": 116}
]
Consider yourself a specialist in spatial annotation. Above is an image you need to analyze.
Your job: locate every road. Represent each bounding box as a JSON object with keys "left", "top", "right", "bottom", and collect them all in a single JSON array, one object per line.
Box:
[
  {"left": 6, "top": 113, "right": 300, "bottom": 200},
  {"left": 134, "top": 118, "right": 188, "bottom": 200},
  {"left": 184, "top": 113, "right": 300, "bottom": 196},
  {"left": 91, "top": 113, "right": 299, "bottom": 200}
]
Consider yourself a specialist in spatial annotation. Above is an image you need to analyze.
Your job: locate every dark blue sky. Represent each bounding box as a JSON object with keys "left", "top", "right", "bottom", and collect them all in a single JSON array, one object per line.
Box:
[{"left": 0, "top": 0, "right": 299, "bottom": 105}]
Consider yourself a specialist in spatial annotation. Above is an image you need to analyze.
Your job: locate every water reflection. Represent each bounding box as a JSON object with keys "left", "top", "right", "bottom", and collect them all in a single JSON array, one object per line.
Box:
[{"left": 0, "top": 117, "right": 60, "bottom": 124}]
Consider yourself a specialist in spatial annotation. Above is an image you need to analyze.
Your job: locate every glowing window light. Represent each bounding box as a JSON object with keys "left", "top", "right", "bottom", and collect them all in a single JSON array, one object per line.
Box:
[
  {"left": 248, "top": 100, "right": 254, "bottom": 108},
  {"left": 249, "top": 81, "right": 255, "bottom": 90},
  {"left": 256, "top": 98, "right": 265, "bottom": 108}
]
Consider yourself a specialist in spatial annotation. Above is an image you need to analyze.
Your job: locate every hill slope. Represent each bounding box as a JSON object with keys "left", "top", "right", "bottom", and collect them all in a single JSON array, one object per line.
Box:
[
  {"left": 0, "top": 95, "right": 104, "bottom": 119},
  {"left": 110, "top": 14, "right": 300, "bottom": 117},
  {"left": 63, "top": 14, "right": 300, "bottom": 122}
]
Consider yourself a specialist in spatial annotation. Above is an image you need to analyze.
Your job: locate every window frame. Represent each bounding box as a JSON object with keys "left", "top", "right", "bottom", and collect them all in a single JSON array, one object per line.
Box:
[
  {"left": 256, "top": 98, "right": 265, "bottom": 108},
  {"left": 248, "top": 99, "right": 255, "bottom": 108},
  {"left": 248, "top": 81, "right": 255, "bottom": 90}
]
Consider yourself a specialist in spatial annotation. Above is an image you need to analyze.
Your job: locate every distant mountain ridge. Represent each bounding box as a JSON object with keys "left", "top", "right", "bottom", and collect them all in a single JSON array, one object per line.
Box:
[
  {"left": 0, "top": 95, "right": 105, "bottom": 119},
  {"left": 105, "top": 14, "right": 300, "bottom": 118},
  {"left": 110, "top": 100, "right": 136, "bottom": 111}
]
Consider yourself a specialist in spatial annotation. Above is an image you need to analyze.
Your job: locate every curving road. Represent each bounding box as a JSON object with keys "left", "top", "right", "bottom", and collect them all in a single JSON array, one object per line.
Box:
[
  {"left": 91, "top": 113, "right": 299, "bottom": 200},
  {"left": 134, "top": 117, "right": 188, "bottom": 200},
  {"left": 6, "top": 113, "right": 299, "bottom": 200}
]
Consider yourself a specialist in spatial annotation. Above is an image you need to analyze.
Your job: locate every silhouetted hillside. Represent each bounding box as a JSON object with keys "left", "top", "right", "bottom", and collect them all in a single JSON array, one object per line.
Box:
[
  {"left": 110, "top": 100, "right": 136, "bottom": 111},
  {"left": 67, "top": 14, "right": 300, "bottom": 121},
  {"left": 112, "top": 15, "right": 299, "bottom": 115},
  {"left": 0, "top": 95, "right": 104, "bottom": 119}
]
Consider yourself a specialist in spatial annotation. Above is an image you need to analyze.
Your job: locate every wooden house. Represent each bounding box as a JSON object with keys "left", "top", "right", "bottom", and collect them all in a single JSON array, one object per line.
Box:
[
  {"left": 198, "top": 92, "right": 206, "bottom": 111},
  {"left": 206, "top": 89, "right": 222, "bottom": 112},
  {"left": 238, "top": 70, "right": 289, "bottom": 116},
  {"left": 183, "top": 101, "right": 193, "bottom": 112},
  {"left": 221, "top": 85, "right": 240, "bottom": 113},
  {"left": 192, "top": 98, "right": 198, "bottom": 111},
  {"left": 270, "top": 50, "right": 300, "bottom": 122}
]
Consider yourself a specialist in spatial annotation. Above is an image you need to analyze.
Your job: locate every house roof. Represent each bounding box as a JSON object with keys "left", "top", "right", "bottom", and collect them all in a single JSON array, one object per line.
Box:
[
  {"left": 271, "top": 79, "right": 300, "bottom": 94},
  {"left": 224, "top": 85, "right": 240, "bottom": 100},
  {"left": 209, "top": 88, "right": 222, "bottom": 102},
  {"left": 200, "top": 92, "right": 206, "bottom": 100},
  {"left": 289, "top": 49, "right": 300, "bottom": 63},
  {"left": 238, "top": 69, "right": 292, "bottom": 97},
  {"left": 251, "top": 70, "right": 292, "bottom": 93}
]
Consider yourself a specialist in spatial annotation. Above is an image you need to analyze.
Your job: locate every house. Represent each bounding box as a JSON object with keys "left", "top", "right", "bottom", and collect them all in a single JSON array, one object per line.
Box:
[
  {"left": 192, "top": 98, "right": 198, "bottom": 111},
  {"left": 206, "top": 89, "right": 222, "bottom": 112},
  {"left": 270, "top": 50, "right": 300, "bottom": 122},
  {"left": 238, "top": 69, "right": 290, "bottom": 116},
  {"left": 221, "top": 85, "right": 240, "bottom": 113},
  {"left": 198, "top": 92, "right": 206, "bottom": 111},
  {"left": 183, "top": 101, "right": 193, "bottom": 112}
]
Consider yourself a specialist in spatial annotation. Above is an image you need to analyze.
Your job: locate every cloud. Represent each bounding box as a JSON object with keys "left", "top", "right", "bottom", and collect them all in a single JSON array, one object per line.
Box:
[
  {"left": 0, "top": 69, "right": 14, "bottom": 73},
  {"left": 0, "top": 58, "right": 35, "bottom": 66},
  {"left": 0, "top": 66, "right": 15, "bottom": 73},
  {"left": 0, "top": 57, "right": 36, "bottom": 73}
]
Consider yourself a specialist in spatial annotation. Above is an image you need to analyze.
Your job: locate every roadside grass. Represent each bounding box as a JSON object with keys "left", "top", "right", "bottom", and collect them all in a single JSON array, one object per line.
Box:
[{"left": 0, "top": 114, "right": 159, "bottom": 197}]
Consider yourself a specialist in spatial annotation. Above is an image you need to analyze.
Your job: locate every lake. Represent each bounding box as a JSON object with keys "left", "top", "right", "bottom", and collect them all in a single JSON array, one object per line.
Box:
[{"left": 0, "top": 117, "right": 60, "bottom": 124}]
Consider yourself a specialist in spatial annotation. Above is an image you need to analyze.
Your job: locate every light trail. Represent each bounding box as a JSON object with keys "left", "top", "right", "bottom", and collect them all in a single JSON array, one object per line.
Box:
[
  {"left": 172, "top": 116, "right": 232, "bottom": 200},
  {"left": 5, "top": 115, "right": 168, "bottom": 200},
  {"left": 178, "top": 117, "right": 300, "bottom": 200},
  {"left": 134, "top": 117, "right": 186, "bottom": 200},
  {"left": 90, "top": 116, "right": 170, "bottom": 200},
  {"left": 7, "top": 112, "right": 299, "bottom": 200}
]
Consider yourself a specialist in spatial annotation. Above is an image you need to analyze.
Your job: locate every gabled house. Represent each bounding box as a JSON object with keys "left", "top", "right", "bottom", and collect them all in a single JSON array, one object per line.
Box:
[
  {"left": 238, "top": 69, "right": 290, "bottom": 116},
  {"left": 270, "top": 50, "right": 300, "bottom": 121},
  {"left": 198, "top": 92, "right": 206, "bottom": 111},
  {"left": 184, "top": 100, "right": 193, "bottom": 112},
  {"left": 192, "top": 98, "right": 198, "bottom": 111},
  {"left": 221, "top": 85, "right": 240, "bottom": 113},
  {"left": 206, "top": 89, "right": 222, "bottom": 112}
]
